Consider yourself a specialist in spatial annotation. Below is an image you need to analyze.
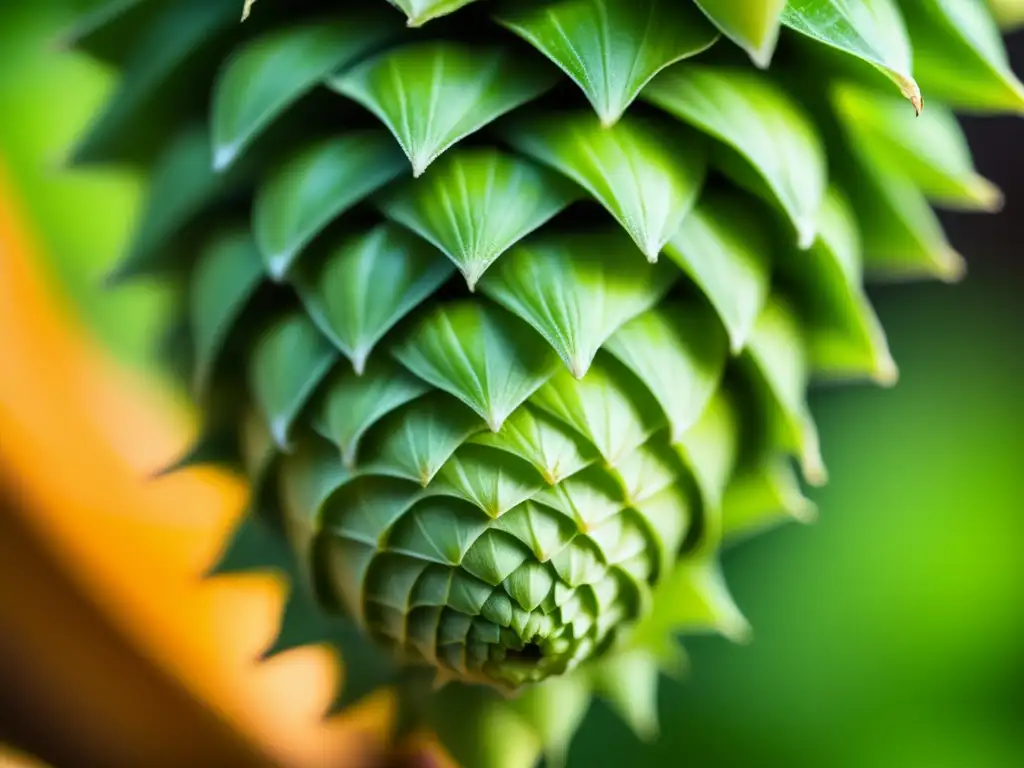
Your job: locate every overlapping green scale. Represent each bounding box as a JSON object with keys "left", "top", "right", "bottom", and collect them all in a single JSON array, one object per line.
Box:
[{"left": 69, "top": 0, "right": 1019, "bottom": 765}]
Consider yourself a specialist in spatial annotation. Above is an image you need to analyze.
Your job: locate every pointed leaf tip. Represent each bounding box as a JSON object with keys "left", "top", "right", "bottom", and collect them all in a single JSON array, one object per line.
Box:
[
  {"left": 645, "top": 65, "right": 826, "bottom": 248},
  {"left": 505, "top": 112, "right": 706, "bottom": 262},
  {"left": 694, "top": 0, "right": 785, "bottom": 67},
  {"left": 782, "top": 0, "right": 923, "bottom": 110},
  {"left": 390, "top": 0, "right": 479, "bottom": 27},
  {"left": 902, "top": 0, "right": 1024, "bottom": 114},
  {"left": 213, "top": 146, "right": 236, "bottom": 173},
  {"left": 498, "top": 0, "right": 719, "bottom": 126},
  {"left": 379, "top": 148, "right": 575, "bottom": 290},
  {"left": 606, "top": 303, "right": 728, "bottom": 442},
  {"left": 665, "top": 192, "right": 772, "bottom": 356},
  {"left": 393, "top": 303, "right": 558, "bottom": 434},
  {"left": 254, "top": 132, "right": 406, "bottom": 278},
  {"left": 292, "top": 223, "right": 455, "bottom": 372},
  {"left": 480, "top": 231, "right": 675, "bottom": 381},
  {"left": 248, "top": 313, "right": 338, "bottom": 451},
  {"left": 874, "top": 352, "right": 900, "bottom": 386},
  {"left": 189, "top": 228, "right": 263, "bottom": 395},
  {"left": 329, "top": 41, "right": 556, "bottom": 177},
  {"left": 212, "top": 16, "right": 398, "bottom": 171},
  {"left": 590, "top": 651, "right": 661, "bottom": 742}
]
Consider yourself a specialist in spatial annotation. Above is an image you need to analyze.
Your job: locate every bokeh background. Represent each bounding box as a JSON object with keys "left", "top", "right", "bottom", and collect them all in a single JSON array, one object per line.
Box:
[{"left": 1, "top": 1, "right": 1022, "bottom": 766}]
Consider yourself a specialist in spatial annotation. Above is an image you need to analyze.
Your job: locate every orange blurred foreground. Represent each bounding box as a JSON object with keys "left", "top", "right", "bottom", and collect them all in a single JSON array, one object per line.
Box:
[{"left": 0, "top": 161, "right": 390, "bottom": 767}]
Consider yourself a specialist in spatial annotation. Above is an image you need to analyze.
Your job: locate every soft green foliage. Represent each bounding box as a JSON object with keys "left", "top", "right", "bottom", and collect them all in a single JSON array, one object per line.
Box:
[
  {"left": 693, "top": 0, "right": 787, "bottom": 66},
  {"left": 379, "top": 149, "right": 577, "bottom": 290},
  {"left": 211, "top": 16, "right": 397, "bottom": 170},
  {"left": 497, "top": 0, "right": 719, "bottom": 126},
  {"left": 781, "top": 0, "right": 922, "bottom": 111},
  {"left": 328, "top": 42, "right": 557, "bottom": 177},
  {"left": 189, "top": 228, "right": 264, "bottom": 392},
  {"left": 254, "top": 132, "right": 407, "bottom": 279},
  {"left": 68, "top": 0, "right": 1017, "bottom": 765},
  {"left": 505, "top": 113, "right": 706, "bottom": 261},
  {"left": 644, "top": 65, "right": 827, "bottom": 248},
  {"left": 292, "top": 224, "right": 455, "bottom": 373}
]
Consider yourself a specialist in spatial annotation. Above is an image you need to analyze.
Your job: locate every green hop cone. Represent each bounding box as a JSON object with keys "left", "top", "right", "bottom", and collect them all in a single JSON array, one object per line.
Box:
[{"left": 65, "top": 0, "right": 1021, "bottom": 764}]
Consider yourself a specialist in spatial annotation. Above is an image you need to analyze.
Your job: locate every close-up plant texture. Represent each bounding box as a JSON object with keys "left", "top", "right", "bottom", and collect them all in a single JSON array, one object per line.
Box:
[{"left": 41, "top": 0, "right": 1021, "bottom": 765}]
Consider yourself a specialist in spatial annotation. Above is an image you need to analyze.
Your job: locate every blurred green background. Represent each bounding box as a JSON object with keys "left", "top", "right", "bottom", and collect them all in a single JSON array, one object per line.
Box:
[{"left": 2, "top": 2, "right": 1022, "bottom": 766}]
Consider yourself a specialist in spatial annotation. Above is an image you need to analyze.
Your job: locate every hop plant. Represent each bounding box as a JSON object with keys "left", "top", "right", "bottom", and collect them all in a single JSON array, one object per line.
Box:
[{"left": 66, "top": 0, "right": 1020, "bottom": 765}]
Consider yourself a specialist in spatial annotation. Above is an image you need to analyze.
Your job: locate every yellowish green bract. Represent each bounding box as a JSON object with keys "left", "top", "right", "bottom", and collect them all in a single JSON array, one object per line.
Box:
[{"left": 65, "top": 0, "right": 1020, "bottom": 765}]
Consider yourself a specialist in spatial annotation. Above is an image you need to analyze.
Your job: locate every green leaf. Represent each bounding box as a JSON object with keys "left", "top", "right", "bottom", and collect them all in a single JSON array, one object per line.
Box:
[
  {"left": 188, "top": 228, "right": 264, "bottom": 393},
  {"left": 253, "top": 132, "right": 407, "bottom": 279},
  {"left": 211, "top": 15, "right": 398, "bottom": 170},
  {"left": 428, "top": 445, "right": 547, "bottom": 519},
  {"left": 365, "top": 555, "right": 431, "bottom": 611},
  {"left": 531, "top": 355, "right": 666, "bottom": 467},
  {"left": 471, "top": 406, "right": 599, "bottom": 485},
  {"left": 645, "top": 65, "right": 827, "bottom": 248},
  {"left": 361, "top": 394, "right": 485, "bottom": 485},
  {"left": 901, "top": 0, "right": 1024, "bottom": 113},
  {"left": 432, "top": 686, "right": 544, "bottom": 768},
  {"left": 429, "top": 568, "right": 495, "bottom": 614},
  {"left": 605, "top": 303, "right": 728, "bottom": 442},
  {"left": 464, "top": 531, "right": 533, "bottom": 586},
  {"left": 630, "top": 486, "right": 692, "bottom": 577},
  {"left": 612, "top": 440, "right": 680, "bottom": 507},
  {"left": 108, "top": 126, "right": 235, "bottom": 282},
  {"left": 292, "top": 224, "right": 455, "bottom": 372},
  {"left": 388, "top": 499, "right": 491, "bottom": 566},
  {"left": 587, "top": 512, "right": 651, "bottom": 566},
  {"left": 321, "top": 537, "right": 379, "bottom": 626},
  {"left": 69, "top": 0, "right": 236, "bottom": 165},
  {"left": 498, "top": 0, "right": 719, "bottom": 126},
  {"left": 860, "top": 169, "right": 965, "bottom": 281},
  {"left": 388, "top": 0, "right": 479, "bottom": 26},
  {"left": 663, "top": 192, "right": 772, "bottom": 352},
  {"left": 833, "top": 82, "right": 1003, "bottom": 211},
  {"left": 312, "top": 358, "right": 430, "bottom": 469},
  {"left": 247, "top": 313, "right": 338, "bottom": 449},
  {"left": 551, "top": 537, "right": 607, "bottom": 587},
  {"left": 781, "top": 186, "right": 897, "bottom": 384},
  {"left": 329, "top": 42, "right": 556, "bottom": 176},
  {"left": 781, "top": 0, "right": 922, "bottom": 111},
  {"left": 61, "top": 0, "right": 157, "bottom": 64},
  {"left": 379, "top": 149, "right": 576, "bottom": 289},
  {"left": 507, "top": 675, "right": 592, "bottom": 768},
  {"left": 479, "top": 231, "right": 676, "bottom": 379},
  {"left": 393, "top": 303, "right": 561, "bottom": 432},
  {"left": 505, "top": 112, "right": 706, "bottom": 261},
  {"left": 322, "top": 477, "right": 423, "bottom": 547},
  {"left": 721, "top": 457, "right": 816, "bottom": 542},
  {"left": 692, "top": 0, "right": 786, "bottom": 67},
  {"left": 672, "top": 389, "right": 739, "bottom": 511},
  {"left": 494, "top": 501, "right": 579, "bottom": 563},
  {"left": 534, "top": 467, "right": 626, "bottom": 530},
  {"left": 746, "top": 298, "right": 826, "bottom": 485},
  {"left": 833, "top": 100, "right": 966, "bottom": 282},
  {"left": 589, "top": 650, "right": 660, "bottom": 741},
  {"left": 278, "top": 435, "right": 351, "bottom": 572},
  {"left": 634, "top": 559, "right": 750, "bottom": 655}
]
